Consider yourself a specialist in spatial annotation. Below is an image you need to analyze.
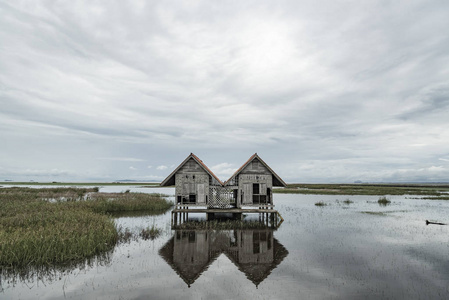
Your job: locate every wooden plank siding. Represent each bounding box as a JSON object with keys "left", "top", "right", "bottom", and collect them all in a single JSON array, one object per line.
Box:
[
  {"left": 174, "top": 158, "right": 210, "bottom": 205},
  {"left": 161, "top": 153, "right": 286, "bottom": 209}
]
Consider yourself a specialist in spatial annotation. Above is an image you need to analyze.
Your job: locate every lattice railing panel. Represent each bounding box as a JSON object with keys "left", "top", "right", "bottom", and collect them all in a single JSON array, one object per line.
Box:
[{"left": 209, "top": 187, "right": 235, "bottom": 208}]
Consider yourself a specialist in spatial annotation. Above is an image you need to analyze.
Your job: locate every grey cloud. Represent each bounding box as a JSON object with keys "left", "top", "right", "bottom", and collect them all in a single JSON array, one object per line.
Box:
[
  {"left": 398, "top": 84, "right": 449, "bottom": 121},
  {"left": 98, "top": 157, "right": 146, "bottom": 162},
  {"left": 1, "top": 0, "right": 449, "bottom": 182}
]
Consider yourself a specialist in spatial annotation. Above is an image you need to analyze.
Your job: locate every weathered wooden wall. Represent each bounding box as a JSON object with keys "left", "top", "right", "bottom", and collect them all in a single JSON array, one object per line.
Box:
[
  {"left": 169, "top": 156, "right": 279, "bottom": 207},
  {"left": 175, "top": 158, "right": 209, "bottom": 204},
  {"left": 237, "top": 158, "right": 273, "bottom": 206}
]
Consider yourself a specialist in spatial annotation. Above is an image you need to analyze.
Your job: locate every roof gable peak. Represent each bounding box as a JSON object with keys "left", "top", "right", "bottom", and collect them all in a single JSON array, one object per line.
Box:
[
  {"left": 160, "top": 153, "right": 286, "bottom": 187},
  {"left": 160, "top": 153, "right": 224, "bottom": 186},
  {"left": 224, "top": 153, "right": 286, "bottom": 187}
]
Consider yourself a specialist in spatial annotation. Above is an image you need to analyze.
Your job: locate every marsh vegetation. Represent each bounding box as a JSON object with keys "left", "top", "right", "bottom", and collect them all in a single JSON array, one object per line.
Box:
[
  {"left": 275, "top": 183, "right": 449, "bottom": 196},
  {"left": 0, "top": 187, "right": 172, "bottom": 269},
  {"left": 377, "top": 196, "right": 391, "bottom": 205}
]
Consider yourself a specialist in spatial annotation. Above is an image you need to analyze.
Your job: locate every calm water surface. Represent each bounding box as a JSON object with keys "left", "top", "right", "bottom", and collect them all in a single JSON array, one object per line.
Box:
[{"left": 1, "top": 186, "right": 449, "bottom": 299}]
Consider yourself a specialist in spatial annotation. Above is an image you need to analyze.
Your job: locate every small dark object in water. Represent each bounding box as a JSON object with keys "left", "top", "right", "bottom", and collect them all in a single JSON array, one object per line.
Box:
[{"left": 426, "top": 220, "right": 446, "bottom": 225}]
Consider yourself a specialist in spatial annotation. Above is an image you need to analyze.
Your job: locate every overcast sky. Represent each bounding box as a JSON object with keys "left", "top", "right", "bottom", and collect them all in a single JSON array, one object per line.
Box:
[{"left": 1, "top": 0, "right": 449, "bottom": 183}]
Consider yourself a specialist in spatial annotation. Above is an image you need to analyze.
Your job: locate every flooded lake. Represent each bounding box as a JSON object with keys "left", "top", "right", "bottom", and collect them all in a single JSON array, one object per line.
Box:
[{"left": 1, "top": 186, "right": 449, "bottom": 299}]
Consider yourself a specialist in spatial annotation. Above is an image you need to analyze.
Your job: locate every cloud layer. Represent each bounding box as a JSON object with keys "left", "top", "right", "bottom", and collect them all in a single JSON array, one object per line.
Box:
[{"left": 1, "top": 1, "right": 449, "bottom": 182}]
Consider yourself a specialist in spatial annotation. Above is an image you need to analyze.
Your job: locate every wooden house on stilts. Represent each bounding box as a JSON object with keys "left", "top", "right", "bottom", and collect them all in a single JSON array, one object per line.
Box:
[{"left": 160, "top": 153, "right": 286, "bottom": 226}]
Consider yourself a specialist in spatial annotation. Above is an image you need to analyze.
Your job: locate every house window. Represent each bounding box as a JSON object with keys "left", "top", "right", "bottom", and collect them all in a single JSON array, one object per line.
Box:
[
  {"left": 253, "top": 183, "right": 259, "bottom": 195},
  {"left": 189, "top": 194, "right": 196, "bottom": 203}
]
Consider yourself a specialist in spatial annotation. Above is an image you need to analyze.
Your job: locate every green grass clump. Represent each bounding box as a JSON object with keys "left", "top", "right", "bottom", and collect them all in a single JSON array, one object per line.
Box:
[
  {"left": 140, "top": 226, "right": 161, "bottom": 240},
  {"left": 0, "top": 188, "right": 172, "bottom": 269},
  {"left": 0, "top": 206, "right": 117, "bottom": 267},
  {"left": 315, "top": 201, "right": 327, "bottom": 206},
  {"left": 343, "top": 199, "right": 354, "bottom": 204},
  {"left": 378, "top": 196, "right": 391, "bottom": 205}
]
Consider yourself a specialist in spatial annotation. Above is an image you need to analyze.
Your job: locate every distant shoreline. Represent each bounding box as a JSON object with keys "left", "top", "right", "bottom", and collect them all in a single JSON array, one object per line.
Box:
[{"left": 2, "top": 182, "right": 449, "bottom": 197}]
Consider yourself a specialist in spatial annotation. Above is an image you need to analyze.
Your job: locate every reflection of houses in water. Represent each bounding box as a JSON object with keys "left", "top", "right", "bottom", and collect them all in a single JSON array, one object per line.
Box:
[{"left": 159, "top": 229, "right": 288, "bottom": 287}]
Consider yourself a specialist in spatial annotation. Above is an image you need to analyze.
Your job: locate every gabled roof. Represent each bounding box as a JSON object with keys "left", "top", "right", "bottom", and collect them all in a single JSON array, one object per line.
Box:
[
  {"left": 160, "top": 153, "right": 224, "bottom": 186},
  {"left": 224, "top": 153, "right": 287, "bottom": 187}
]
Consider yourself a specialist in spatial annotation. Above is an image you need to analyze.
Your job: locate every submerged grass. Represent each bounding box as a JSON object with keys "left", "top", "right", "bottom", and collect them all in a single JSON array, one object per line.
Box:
[
  {"left": 0, "top": 187, "right": 172, "bottom": 269},
  {"left": 362, "top": 211, "right": 387, "bottom": 216},
  {"left": 361, "top": 210, "right": 408, "bottom": 216},
  {"left": 140, "top": 226, "right": 161, "bottom": 241},
  {"left": 174, "top": 220, "right": 272, "bottom": 230},
  {"left": 116, "top": 225, "right": 162, "bottom": 243}
]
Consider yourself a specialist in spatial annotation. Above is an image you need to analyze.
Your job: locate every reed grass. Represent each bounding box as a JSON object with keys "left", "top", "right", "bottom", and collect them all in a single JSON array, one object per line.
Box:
[
  {"left": 75, "top": 192, "right": 172, "bottom": 213},
  {"left": 0, "top": 188, "right": 172, "bottom": 269}
]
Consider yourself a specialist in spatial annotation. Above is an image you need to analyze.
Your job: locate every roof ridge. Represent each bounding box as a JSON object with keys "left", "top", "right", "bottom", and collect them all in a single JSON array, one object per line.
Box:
[
  {"left": 190, "top": 153, "right": 224, "bottom": 186},
  {"left": 223, "top": 153, "right": 257, "bottom": 185},
  {"left": 223, "top": 153, "right": 286, "bottom": 187},
  {"left": 161, "top": 153, "right": 285, "bottom": 187}
]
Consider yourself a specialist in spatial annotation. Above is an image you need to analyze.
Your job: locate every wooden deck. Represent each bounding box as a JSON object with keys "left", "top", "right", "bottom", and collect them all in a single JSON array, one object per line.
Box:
[
  {"left": 171, "top": 207, "right": 284, "bottom": 228},
  {"left": 172, "top": 208, "right": 277, "bottom": 214}
]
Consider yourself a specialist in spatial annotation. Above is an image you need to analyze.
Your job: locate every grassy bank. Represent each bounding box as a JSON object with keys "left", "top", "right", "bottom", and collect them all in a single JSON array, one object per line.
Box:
[
  {"left": 274, "top": 183, "right": 449, "bottom": 196},
  {"left": 0, "top": 187, "right": 172, "bottom": 269},
  {"left": 1, "top": 182, "right": 160, "bottom": 186}
]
